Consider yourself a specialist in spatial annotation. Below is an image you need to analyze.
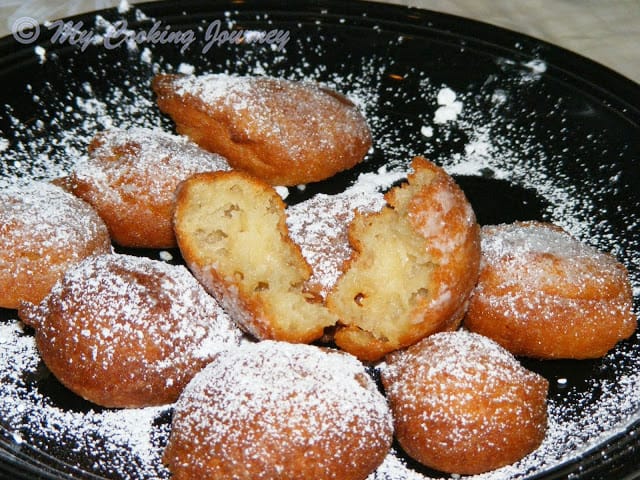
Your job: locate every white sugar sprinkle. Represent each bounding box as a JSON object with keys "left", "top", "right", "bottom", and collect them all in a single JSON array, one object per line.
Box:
[
  {"left": 420, "top": 125, "right": 433, "bottom": 137},
  {"left": 117, "top": 0, "right": 131, "bottom": 13},
  {"left": 140, "top": 47, "right": 152, "bottom": 64},
  {"left": 177, "top": 62, "right": 196, "bottom": 75},
  {"left": 159, "top": 251, "right": 174, "bottom": 262},
  {"left": 169, "top": 341, "right": 392, "bottom": 476},
  {"left": 34, "top": 46, "right": 47, "bottom": 64},
  {"left": 0, "top": 9, "right": 637, "bottom": 480}
]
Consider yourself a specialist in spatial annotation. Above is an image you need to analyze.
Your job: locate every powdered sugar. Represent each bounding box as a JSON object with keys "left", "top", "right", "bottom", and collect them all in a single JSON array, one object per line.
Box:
[
  {"left": 73, "top": 126, "right": 229, "bottom": 204},
  {"left": 286, "top": 166, "right": 398, "bottom": 297},
  {"left": 172, "top": 72, "right": 253, "bottom": 109},
  {"left": 0, "top": 182, "right": 109, "bottom": 256},
  {"left": 0, "top": 320, "right": 172, "bottom": 479},
  {"left": 287, "top": 188, "right": 385, "bottom": 297},
  {"left": 479, "top": 222, "right": 625, "bottom": 292},
  {"left": 382, "top": 331, "right": 547, "bottom": 454},
  {"left": 21, "top": 253, "right": 242, "bottom": 407},
  {"left": 160, "top": 73, "right": 371, "bottom": 183},
  {"left": 0, "top": 5, "right": 638, "bottom": 480},
  {"left": 167, "top": 341, "right": 392, "bottom": 477},
  {"left": 433, "top": 87, "right": 464, "bottom": 124},
  {"left": 0, "top": 182, "right": 112, "bottom": 308}
]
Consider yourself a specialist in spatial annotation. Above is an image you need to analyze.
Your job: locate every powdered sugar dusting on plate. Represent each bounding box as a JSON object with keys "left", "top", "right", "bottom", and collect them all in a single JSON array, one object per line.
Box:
[
  {"left": 0, "top": 6, "right": 638, "bottom": 480},
  {"left": 0, "top": 321, "right": 171, "bottom": 479}
]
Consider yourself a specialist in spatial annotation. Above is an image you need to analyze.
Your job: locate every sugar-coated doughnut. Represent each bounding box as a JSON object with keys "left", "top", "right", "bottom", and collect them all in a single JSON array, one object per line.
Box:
[
  {"left": 381, "top": 331, "right": 549, "bottom": 475},
  {"left": 19, "top": 254, "right": 241, "bottom": 408},
  {"left": 173, "top": 170, "right": 338, "bottom": 344},
  {"left": 69, "top": 127, "right": 230, "bottom": 248},
  {"left": 0, "top": 182, "right": 111, "bottom": 309},
  {"left": 464, "top": 221, "right": 636, "bottom": 359},
  {"left": 152, "top": 73, "right": 371, "bottom": 186},
  {"left": 164, "top": 341, "right": 393, "bottom": 480},
  {"left": 326, "top": 157, "right": 481, "bottom": 361},
  {"left": 286, "top": 189, "right": 385, "bottom": 299}
]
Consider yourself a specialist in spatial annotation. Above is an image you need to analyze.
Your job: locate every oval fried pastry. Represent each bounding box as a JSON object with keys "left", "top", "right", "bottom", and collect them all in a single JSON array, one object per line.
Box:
[
  {"left": 70, "top": 127, "right": 230, "bottom": 248},
  {"left": 19, "top": 254, "right": 241, "bottom": 408},
  {"left": 152, "top": 73, "right": 371, "bottom": 186},
  {"left": 164, "top": 341, "right": 393, "bottom": 480},
  {"left": 382, "top": 331, "right": 548, "bottom": 475},
  {"left": 464, "top": 221, "right": 636, "bottom": 359},
  {"left": 0, "top": 182, "right": 111, "bottom": 309}
]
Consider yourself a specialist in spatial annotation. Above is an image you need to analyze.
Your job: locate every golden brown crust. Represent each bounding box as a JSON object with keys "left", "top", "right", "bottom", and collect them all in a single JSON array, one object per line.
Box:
[
  {"left": 69, "top": 127, "right": 229, "bottom": 248},
  {"left": 152, "top": 73, "right": 371, "bottom": 186},
  {"left": 382, "top": 331, "right": 549, "bottom": 475},
  {"left": 18, "top": 254, "right": 240, "bottom": 408},
  {"left": 326, "top": 157, "right": 481, "bottom": 361},
  {"left": 173, "top": 170, "right": 338, "bottom": 344},
  {"left": 0, "top": 182, "right": 111, "bottom": 309},
  {"left": 464, "top": 221, "right": 636, "bottom": 359},
  {"left": 164, "top": 341, "right": 393, "bottom": 480}
]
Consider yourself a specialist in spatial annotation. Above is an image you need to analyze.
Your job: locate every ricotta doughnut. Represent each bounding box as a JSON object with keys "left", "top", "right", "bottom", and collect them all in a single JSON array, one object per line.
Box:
[
  {"left": 464, "top": 221, "right": 636, "bottom": 359},
  {"left": 19, "top": 254, "right": 241, "bottom": 408},
  {"left": 173, "top": 170, "right": 338, "bottom": 344},
  {"left": 381, "top": 331, "right": 549, "bottom": 475},
  {"left": 286, "top": 189, "right": 385, "bottom": 299},
  {"left": 164, "top": 341, "right": 393, "bottom": 480},
  {"left": 152, "top": 73, "right": 371, "bottom": 186},
  {"left": 69, "top": 127, "right": 230, "bottom": 248},
  {"left": 326, "top": 157, "right": 481, "bottom": 361},
  {"left": 0, "top": 181, "right": 111, "bottom": 309}
]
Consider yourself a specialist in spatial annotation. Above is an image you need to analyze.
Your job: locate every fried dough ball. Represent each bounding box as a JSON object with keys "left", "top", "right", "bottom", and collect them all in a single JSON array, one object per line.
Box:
[
  {"left": 69, "top": 127, "right": 230, "bottom": 248},
  {"left": 173, "top": 170, "right": 338, "bottom": 344},
  {"left": 164, "top": 341, "right": 393, "bottom": 480},
  {"left": 464, "top": 221, "right": 636, "bottom": 359},
  {"left": 0, "top": 182, "right": 111, "bottom": 309},
  {"left": 381, "top": 331, "right": 549, "bottom": 475},
  {"left": 152, "top": 73, "right": 371, "bottom": 186},
  {"left": 326, "top": 157, "right": 481, "bottom": 361},
  {"left": 286, "top": 189, "right": 385, "bottom": 299},
  {"left": 19, "top": 254, "right": 241, "bottom": 408}
]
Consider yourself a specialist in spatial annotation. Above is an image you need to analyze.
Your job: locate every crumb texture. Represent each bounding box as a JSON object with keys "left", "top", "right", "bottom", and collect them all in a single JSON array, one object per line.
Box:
[
  {"left": 327, "top": 157, "right": 481, "bottom": 361},
  {"left": 174, "top": 171, "right": 338, "bottom": 343}
]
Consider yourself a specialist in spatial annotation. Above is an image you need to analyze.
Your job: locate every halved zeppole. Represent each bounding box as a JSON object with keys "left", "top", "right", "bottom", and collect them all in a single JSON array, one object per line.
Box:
[
  {"left": 152, "top": 73, "right": 371, "bottom": 186},
  {"left": 286, "top": 189, "right": 386, "bottom": 300},
  {"left": 326, "top": 157, "right": 481, "bottom": 361},
  {"left": 173, "top": 170, "right": 338, "bottom": 344}
]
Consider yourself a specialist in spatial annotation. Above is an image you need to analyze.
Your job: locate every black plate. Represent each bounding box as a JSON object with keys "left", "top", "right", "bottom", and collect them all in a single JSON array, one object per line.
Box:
[{"left": 1, "top": 1, "right": 639, "bottom": 479}]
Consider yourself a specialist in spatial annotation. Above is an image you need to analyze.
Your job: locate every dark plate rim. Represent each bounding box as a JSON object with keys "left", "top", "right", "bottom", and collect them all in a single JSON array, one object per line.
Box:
[{"left": 0, "top": 1, "right": 639, "bottom": 479}]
